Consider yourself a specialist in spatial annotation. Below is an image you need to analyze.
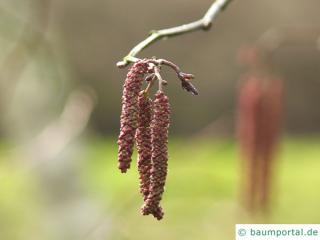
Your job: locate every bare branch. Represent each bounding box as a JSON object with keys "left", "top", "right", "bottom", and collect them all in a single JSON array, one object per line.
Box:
[{"left": 117, "top": 0, "right": 234, "bottom": 67}]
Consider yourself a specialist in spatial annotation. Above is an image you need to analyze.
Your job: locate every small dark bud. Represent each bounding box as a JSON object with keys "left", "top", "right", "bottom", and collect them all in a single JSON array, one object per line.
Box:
[{"left": 181, "top": 80, "right": 199, "bottom": 95}]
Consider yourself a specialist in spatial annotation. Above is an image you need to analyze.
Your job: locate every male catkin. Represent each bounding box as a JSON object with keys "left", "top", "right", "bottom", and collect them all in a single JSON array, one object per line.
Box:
[
  {"left": 118, "top": 60, "right": 148, "bottom": 173},
  {"left": 136, "top": 92, "right": 153, "bottom": 201},
  {"left": 141, "top": 91, "right": 170, "bottom": 220}
]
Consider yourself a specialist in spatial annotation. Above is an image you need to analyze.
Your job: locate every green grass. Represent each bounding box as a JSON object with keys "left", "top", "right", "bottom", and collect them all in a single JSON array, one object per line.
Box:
[{"left": 1, "top": 137, "right": 320, "bottom": 240}]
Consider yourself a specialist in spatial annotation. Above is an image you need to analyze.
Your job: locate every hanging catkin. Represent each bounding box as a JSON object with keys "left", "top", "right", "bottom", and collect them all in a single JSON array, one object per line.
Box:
[
  {"left": 237, "top": 76, "right": 283, "bottom": 211},
  {"left": 118, "top": 60, "right": 148, "bottom": 173},
  {"left": 117, "top": 58, "right": 197, "bottom": 220},
  {"left": 237, "top": 76, "right": 263, "bottom": 210},
  {"left": 142, "top": 90, "right": 170, "bottom": 220},
  {"left": 136, "top": 92, "right": 153, "bottom": 201}
]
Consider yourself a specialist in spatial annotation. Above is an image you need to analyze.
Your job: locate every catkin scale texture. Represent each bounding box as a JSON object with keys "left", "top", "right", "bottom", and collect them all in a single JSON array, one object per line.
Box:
[
  {"left": 142, "top": 91, "right": 170, "bottom": 220},
  {"left": 136, "top": 92, "right": 153, "bottom": 201},
  {"left": 118, "top": 60, "right": 148, "bottom": 173}
]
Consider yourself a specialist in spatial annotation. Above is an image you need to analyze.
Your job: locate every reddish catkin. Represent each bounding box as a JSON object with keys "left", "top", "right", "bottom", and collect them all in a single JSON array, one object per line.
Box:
[
  {"left": 141, "top": 91, "right": 170, "bottom": 220},
  {"left": 257, "top": 79, "right": 283, "bottom": 209},
  {"left": 237, "top": 76, "right": 283, "bottom": 211},
  {"left": 237, "top": 77, "right": 263, "bottom": 210},
  {"left": 136, "top": 92, "right": 153, "bottom": 201},
  {"left": 118, "top": 60, "right": 148, "bottom": 173},
  {"left": 237, "top": 77, "right": 262, "bottom": 167}
]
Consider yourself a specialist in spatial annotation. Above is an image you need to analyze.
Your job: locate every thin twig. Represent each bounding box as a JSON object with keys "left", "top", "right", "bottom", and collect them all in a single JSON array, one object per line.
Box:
[
  {"left": 153, "top": 65, "right": 164, "bottom": 91},
  {"left": 117, "top": 0, "right": 234, "bottom": 67},
  {"left": 146, "top": 58, "right": 199, "bottom": 95},
  {"left": 143, "top": 74, "right": 156, "bottom": 95}
]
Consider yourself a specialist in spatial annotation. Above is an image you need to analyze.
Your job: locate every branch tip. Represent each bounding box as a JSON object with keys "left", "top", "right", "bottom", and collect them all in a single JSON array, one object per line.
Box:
[
  {"left": 116, "top": 61, "right": 127, "bottom": 68},
  {"left": 116, "top": 0, "right": 233, "bottom": 63}
]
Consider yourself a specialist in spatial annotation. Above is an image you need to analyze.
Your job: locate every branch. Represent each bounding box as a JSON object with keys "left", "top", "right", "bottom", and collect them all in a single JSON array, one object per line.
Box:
[
  {"left": 117, "top": 0, "right": 234, "bottom": 67},
  {"left": 147, "top": 58, "right": 199, "bottom": 95}
]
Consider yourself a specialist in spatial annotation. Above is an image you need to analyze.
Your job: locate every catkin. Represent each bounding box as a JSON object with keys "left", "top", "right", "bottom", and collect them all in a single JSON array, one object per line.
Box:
[
  {"left": 142, "top": 90, "right": 170, "bottom": 220},
  {"left": 237, "top": 77, "right": 262, "bottom": 163},
  {"left": 237, "top": 76, "right": 283, "bottom": 211},
  {"left": 118, "top": 60, "right": 148, "bottom": 173},
  {"left": 136, "top": 92, "right": 153, "bottom": 201},
  {"left": 237, "top": 77, "right": 262, "bottom": 210}
]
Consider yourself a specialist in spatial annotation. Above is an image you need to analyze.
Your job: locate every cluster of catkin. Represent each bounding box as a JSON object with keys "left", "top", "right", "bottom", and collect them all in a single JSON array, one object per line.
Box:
[
  {"left": 237, "top": 75, "right": 283, "bottom": 212},
  {"left": 117, "top": 60, "right": 170, "bottom": 220}
]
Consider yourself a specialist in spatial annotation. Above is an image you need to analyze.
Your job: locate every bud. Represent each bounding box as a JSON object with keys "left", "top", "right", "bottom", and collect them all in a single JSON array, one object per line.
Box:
[
  {"left": 118, "top": 60, "right": 149, "bottom": 173},
  {"left": 141, "top": 91, "right": 170, "bottom": 220}
]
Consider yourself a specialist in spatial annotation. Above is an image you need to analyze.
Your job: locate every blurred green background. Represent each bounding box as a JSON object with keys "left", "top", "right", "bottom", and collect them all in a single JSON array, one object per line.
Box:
[
  {"left": 2, "top": 138, "right": 320, "bottom": 239},
  {"left": 0, "top": 0, "right": 320, "bottom": 239}
]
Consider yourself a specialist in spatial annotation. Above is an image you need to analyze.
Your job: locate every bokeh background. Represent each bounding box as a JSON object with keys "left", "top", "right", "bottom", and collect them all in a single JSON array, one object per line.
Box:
[{"left": 1, "top": 0, "right": 320, "bottom": 239}]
